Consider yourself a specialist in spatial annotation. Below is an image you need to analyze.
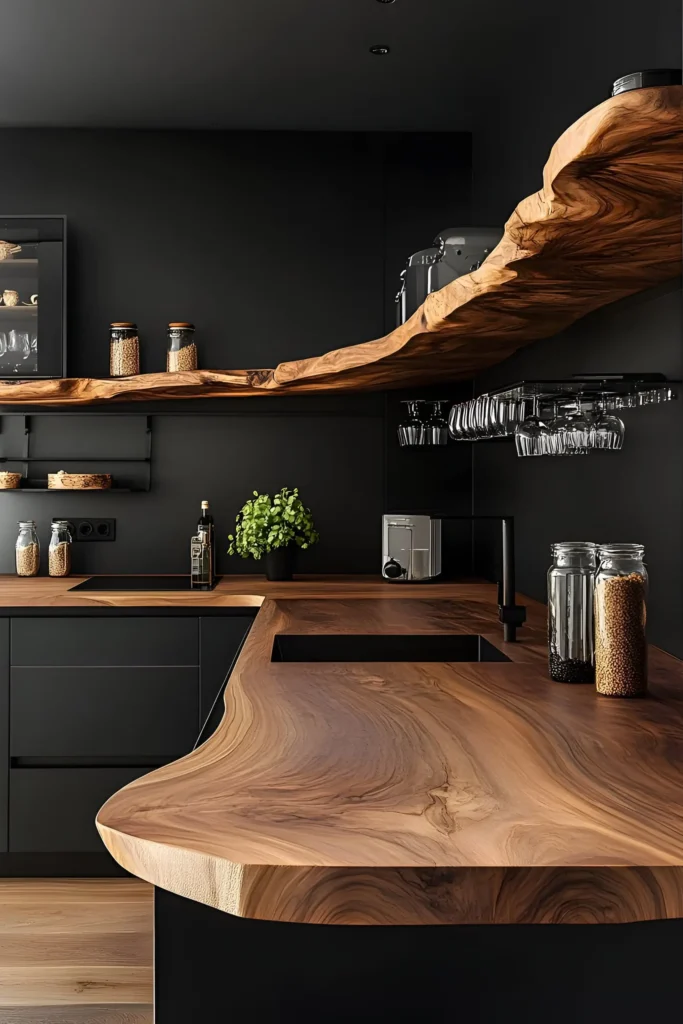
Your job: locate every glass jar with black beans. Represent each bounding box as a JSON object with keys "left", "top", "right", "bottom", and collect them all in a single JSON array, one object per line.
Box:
[{"left": 547, "top": 542, "right": 597, "bottom": 683}]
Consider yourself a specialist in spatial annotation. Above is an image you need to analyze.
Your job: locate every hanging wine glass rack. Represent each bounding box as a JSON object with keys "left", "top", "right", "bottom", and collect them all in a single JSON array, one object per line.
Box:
[{"left": 446, "top": 375, "right": 678, "bottom": 448}]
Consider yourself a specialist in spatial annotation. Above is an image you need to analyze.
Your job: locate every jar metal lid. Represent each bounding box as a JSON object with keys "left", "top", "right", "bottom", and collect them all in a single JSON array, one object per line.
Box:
[
  {"left": 110, "top": 322, "right": 137, "bottom": 328},
  {"left": 52, "top": 520, "right": 71, "bottom": 527},
  {"left": 168, "top": 322, "right": 194, "bottom": 330},
  {"left": 17, "top": 520, "right": 36, "bottom": 527},
  {"left": 551, "top": 541, "right": 596, "bottom": 553}
]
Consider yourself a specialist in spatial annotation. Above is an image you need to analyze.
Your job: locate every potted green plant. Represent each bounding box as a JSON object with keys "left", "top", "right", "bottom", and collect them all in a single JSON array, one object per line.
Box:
[{"left": 228, "top": 487, "right": 319, "bottom": 581}]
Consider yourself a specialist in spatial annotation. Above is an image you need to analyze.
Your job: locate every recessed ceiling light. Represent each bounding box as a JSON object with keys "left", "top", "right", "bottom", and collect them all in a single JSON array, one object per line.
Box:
[{"left": 370, "top": 45, "right": 390, "bottom": 55}]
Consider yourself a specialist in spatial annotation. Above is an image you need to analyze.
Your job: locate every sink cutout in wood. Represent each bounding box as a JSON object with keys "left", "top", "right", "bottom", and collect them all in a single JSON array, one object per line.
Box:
[{"left": 271, "top": 633, "right": 511, "bottom": 662}]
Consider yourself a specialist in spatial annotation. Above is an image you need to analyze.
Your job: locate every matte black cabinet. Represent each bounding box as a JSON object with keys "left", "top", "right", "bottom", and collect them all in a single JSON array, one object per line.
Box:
[
  {"left": 0, "top": 612, "right": 253, "bottom": 870},
  {"left": 10, "top": 767, "right": 149, "bottom": 853},
  {"left": 10, "top": 666, "right": 199, "bottom": 759}
]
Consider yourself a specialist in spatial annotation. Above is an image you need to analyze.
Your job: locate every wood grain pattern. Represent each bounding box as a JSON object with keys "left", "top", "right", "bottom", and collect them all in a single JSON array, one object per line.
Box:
[
  {"left": 0, "top": 86, "right": 680, "bottom": 406},
  {"left": 97, "top": 596, "right": 683, "bottom": 926},
  {"left": 0, "top": 880, "right": 152, "bottom": 1021},
  {"left": 0, "top": 1010, "right": 151, "bottom": 1023},
  {"left": 0, "top": 574, "right": 502, "bottom": 607}
]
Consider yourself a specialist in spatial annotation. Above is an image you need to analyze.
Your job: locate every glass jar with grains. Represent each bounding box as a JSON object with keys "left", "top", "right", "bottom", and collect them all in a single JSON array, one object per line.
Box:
[
  {"left": 16, "top": 521, "right": 40, "bottom": 577},
  {"left": 110, "top": 322, "right": 140, "bottom": 377},
  {"left": 595, "top": 543, "right": 648, "bottom": 697},
  {"left": 166, "top": 323, "right": 197, "bottom": 372},
  {"left": 49, "top": 520, "right": 73, "bottom": 577}
]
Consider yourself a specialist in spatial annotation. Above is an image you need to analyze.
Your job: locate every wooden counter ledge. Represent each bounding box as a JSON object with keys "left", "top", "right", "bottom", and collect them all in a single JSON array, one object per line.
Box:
[{"left": 82, "top": 583, "right": 683, "bottom": 927}]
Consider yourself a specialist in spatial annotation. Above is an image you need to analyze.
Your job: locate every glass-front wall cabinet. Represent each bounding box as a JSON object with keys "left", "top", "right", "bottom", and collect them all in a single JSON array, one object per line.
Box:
[{"left": 0, "top": 216, "right": 66, "bottom": 378}]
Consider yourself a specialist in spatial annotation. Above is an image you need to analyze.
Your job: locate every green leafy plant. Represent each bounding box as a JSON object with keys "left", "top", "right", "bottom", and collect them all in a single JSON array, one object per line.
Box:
[{"left": 228, "top": 487, "right": 319, "bottom": 561}]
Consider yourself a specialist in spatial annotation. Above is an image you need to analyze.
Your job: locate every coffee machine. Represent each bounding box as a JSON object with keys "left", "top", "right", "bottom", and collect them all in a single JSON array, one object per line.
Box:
[{"left": 382, "top": 514, "right": 442, "bottom": 582}]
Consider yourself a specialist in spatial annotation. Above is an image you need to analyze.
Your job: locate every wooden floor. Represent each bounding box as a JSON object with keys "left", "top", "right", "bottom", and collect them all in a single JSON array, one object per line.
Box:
[{"left": 0, "top": 879, "right": 153, "bottom": 1023}]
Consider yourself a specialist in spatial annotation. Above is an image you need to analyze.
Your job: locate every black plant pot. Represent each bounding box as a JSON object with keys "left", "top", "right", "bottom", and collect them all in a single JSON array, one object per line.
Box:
[{"left": 264, "top": 546, "right": 295, "bottom": 582}]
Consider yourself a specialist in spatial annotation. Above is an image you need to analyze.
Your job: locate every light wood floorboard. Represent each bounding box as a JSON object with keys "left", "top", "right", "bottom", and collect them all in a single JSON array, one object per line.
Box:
[{"left": 0, "top": 879, "right": 153, "bottom": 1021}]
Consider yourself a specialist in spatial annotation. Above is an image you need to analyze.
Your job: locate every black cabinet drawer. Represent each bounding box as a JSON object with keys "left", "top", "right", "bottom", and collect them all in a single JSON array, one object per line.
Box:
[
  {"left": 11, "top": 617, "right": 198, "bottom": 666},
  {"left": 10, "top": 667, "right": 199, "bottom": 758},
  {"left": 9, "top": 767, "right": 148, "bottom": 853}
]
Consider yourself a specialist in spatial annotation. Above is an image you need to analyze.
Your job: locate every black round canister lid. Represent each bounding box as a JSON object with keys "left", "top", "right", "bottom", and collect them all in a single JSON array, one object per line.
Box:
[{"left": 612, "top": 69, "right": 681, "bottom": 95}]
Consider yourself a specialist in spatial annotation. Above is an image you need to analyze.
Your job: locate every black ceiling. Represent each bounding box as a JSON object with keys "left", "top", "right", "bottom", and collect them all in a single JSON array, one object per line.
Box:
[{"left": 0, "top": 0, "right": 679, "bottom": 130}]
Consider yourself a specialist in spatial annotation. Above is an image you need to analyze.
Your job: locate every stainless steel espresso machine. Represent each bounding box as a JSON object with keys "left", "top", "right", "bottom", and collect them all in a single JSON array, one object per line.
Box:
[{"left": 381, "top": 512, "right": 527, "bottom": 641}]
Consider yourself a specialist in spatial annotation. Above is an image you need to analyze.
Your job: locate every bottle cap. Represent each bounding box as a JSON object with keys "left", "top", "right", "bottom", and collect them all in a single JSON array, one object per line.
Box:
[{"left": 201, "top": 501, "right": 209, "bottom": 509}]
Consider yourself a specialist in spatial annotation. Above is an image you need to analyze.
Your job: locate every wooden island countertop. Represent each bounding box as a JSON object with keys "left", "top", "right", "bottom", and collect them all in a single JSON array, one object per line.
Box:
[{"left": 3, "top": 575, "right": 682, "bottom": 926}]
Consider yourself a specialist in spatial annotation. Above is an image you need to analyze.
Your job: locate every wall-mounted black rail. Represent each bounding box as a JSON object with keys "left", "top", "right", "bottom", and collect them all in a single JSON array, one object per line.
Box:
[{"left": 0, "top": 413, "right": 153, "bottom": 492}]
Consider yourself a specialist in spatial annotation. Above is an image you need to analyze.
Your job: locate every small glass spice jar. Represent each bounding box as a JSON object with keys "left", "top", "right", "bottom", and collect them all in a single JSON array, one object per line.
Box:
[
  {"left": 48, "top": 520, "right": 73, "bottom": 577},
  {"left": 595, "top": 543, "right": 648, "bottom": 697},
  {"left": 16, "top": 520, "right": 40, "bottom": 577},
  {"left": 167, "top": 323, "right": 197, "bottom": 372},
  {"left": 110, "top": 322, "right": 140, "bottom": 377}
]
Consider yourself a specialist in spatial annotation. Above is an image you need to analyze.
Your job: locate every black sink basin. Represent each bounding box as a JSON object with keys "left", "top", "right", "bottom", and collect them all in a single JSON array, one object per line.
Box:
[
  {"left": 271, "top": 634, "right": 510, "bottom": 663},
  {"left": 69, "top": 575, "right": 222, "bottom": 592}
]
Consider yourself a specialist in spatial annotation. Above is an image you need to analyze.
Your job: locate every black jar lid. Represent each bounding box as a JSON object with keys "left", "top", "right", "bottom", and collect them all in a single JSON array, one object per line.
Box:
[{"left": 612, "top": 69, "right": 681, "bottom": 96}]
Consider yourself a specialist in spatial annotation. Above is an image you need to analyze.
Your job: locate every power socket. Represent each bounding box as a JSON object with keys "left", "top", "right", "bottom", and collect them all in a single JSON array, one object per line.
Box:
[{"left": 52, "top": 518, "right": 116, "bottom": 542}]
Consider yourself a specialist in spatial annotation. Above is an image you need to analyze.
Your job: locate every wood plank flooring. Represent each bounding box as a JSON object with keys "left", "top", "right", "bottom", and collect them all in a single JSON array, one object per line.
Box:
[{"left": 0, "top": 879, "right": 153, "bottom": 1023}]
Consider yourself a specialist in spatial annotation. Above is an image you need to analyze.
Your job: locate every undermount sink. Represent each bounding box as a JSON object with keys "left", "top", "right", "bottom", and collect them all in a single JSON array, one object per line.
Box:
[{"left": 271, "top": 634, "right": 510, "bottom": 663}]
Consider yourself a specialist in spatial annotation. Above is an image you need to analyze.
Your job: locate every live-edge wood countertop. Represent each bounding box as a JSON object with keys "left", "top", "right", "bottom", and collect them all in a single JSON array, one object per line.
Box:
[{"left": 3, "top": 575, "right": 683, "bottom": 926}]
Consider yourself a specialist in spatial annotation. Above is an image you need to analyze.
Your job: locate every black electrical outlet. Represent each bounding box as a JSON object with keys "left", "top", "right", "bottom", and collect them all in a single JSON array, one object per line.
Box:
[{"left": 52, "top": 517, "right": 116, "bottom": 541}]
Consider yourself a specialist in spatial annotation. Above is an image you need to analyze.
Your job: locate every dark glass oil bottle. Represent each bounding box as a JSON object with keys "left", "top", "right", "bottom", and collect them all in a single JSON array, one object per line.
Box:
[{"left": 198, "top": 500, "right": 215, "bottom": 586}]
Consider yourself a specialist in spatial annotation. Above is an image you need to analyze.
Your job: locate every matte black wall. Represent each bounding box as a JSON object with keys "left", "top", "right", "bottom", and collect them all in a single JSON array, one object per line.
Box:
[
  {"left": 0, "top": 129, "right": 472, "bottom": 575},
  {"left": 470, "top": 2, "right": 681, "bottom": 223},
  {"left": 473, "top": 281, "right": 683, "bottom": 657}
]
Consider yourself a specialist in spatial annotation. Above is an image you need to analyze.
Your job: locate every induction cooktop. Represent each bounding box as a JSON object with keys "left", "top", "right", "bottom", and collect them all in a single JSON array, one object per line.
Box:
[{"left": 69, "top": 575, "right": 222, "bottom": 592}]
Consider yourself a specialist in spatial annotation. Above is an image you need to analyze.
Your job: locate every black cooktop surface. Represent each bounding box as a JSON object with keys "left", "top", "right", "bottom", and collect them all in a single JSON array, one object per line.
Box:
[{"left": 69, "top": 575, "right": 222, "bottom": 592}]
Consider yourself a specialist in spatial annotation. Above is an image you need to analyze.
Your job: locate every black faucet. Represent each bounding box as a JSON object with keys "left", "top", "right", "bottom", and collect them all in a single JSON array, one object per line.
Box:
[
  {"left": 386, "top": 512, "right": 527, "bottom": 642},
  {"left": 439, "top": 515, "right": 526, "bottom": 642},
  {"left": 498, "top": 516, "right": 527, "bottom": 642}
]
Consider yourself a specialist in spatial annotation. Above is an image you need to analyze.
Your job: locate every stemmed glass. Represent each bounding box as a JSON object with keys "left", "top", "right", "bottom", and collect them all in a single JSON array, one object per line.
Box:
[
  {"left": 515, "top": 395, "right": 551, "bottom": 456},
  {"left": 592, "top": 398, "right": 625, "bottom": 450},
  {"left": 548, "top": 401, "right": 592, "bottom": 455},
  {"left": 397, "top": 400, "right": 426, "bottom": 446},
  {"left": 424, "top": 401, "right": 449, "bottom": 445},
  {"left": 448, "top": 401, "right": 467, "bottom": 440},
  {"left": 7, "top": 330, "right": 29, "bottom": 374}
]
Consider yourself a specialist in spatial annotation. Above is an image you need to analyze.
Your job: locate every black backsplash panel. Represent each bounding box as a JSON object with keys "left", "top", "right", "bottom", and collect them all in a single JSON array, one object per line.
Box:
[
  {"left": 0, "top": 397, "right": 386, "bottom": 576},
  {"left": 0, "top": 128, "right": 472, "bottom": 576},
  {"left": 0, "top": 129, "right": 471, "bottom": 377},
  {"left": 473, "top": 280, "right": 683, "bottom": 657}
]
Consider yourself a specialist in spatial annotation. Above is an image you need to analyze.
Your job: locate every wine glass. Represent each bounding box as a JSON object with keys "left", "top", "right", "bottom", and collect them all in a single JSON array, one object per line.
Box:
[
  {"left": 592, "top": 399, "right": 625, "bottom": 450},
  {"left": 7, "top": 330, "right": 29, "bottom": 374},
  {"left": 515, "top": 396, "right": 551, "bottom": 456},
  {"left": 424, "top": 401, "right": 449, "bottom": 445},
  {"left": 397, "top": 400, "right": 425, "bottom": 446}
]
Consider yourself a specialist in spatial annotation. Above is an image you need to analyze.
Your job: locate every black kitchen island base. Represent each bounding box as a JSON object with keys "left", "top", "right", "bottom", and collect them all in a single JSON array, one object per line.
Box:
[{"left": 155, "top": 887, "right": 683, "bottom": 1022}]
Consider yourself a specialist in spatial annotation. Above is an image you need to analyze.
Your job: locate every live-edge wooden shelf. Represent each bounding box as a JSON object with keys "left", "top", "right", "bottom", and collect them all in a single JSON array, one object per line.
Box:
[{"left": 0, "top": 85, "right": 680, "bottom": 408}]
